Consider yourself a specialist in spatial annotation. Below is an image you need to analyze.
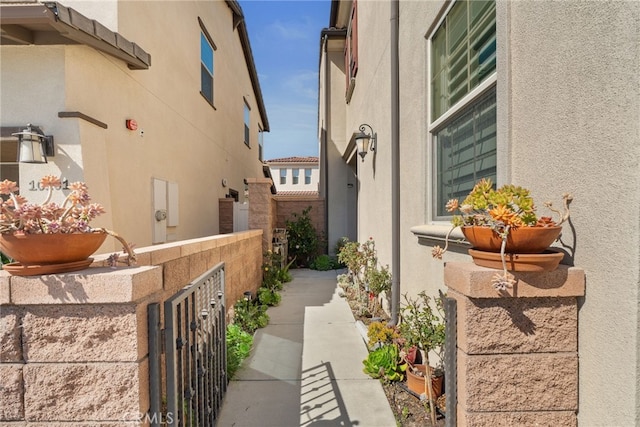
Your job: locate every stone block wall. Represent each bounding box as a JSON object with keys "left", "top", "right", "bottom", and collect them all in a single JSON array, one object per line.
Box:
[
  {"left": 445, "top": 262, "right": 585, "bottom": 426},
  {"left": 246, "top": 177, "right": 326, "bottom": 256},
  {"left": 275, "top": 195, "right": 326, "bottom": 253},
  {"left": 0, "top": 229, "right": 262, "bottom": 425}
]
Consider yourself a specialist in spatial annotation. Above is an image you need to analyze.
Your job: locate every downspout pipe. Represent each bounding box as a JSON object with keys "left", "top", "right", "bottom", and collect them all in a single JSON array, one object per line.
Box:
[
  {"left": 322, "top": 34, "right": 330, "bottom": 251},
  {"left": 389, "top": 0, "right": 400, "bottom": 325}
]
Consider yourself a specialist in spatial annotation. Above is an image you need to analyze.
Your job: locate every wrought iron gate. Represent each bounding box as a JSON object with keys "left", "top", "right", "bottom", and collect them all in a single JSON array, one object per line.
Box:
[
  {"left": 148, "top": 262, "right": 227, "bottom": 426},
  {"left": 444, "top": 296, "right": 457, "bottom": 427}
]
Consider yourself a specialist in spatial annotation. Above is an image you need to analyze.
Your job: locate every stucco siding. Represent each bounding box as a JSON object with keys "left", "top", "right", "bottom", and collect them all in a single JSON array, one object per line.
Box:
[
  {"left": 1, "top": 1, "right": 267, "bottom": 251},
  {"left": 321, "top": 0, "right": 640, "bottom": 424},
  {"left": 508, "top": 2, "right": 640, "bottom": 425}
]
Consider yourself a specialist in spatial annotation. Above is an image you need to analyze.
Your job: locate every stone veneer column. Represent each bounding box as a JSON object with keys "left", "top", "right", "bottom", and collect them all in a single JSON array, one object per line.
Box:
[
  {"left": 0, "top": 266, "right": 162, "bottom": 425},
  {"left": 444, "top": 262, "right": 585, "bottom": 426},
  {"left": 247, "top": 177, "right": 276, "bottom": 253}
]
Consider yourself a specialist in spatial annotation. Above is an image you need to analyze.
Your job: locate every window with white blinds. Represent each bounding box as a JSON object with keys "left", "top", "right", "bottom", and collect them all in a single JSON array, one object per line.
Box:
[
  {"left": 435, "top": 87, "right": 496, "bottom": 218},
  {"left": 430, "top": 0, "right": 497, "bottom": 218},
  {"left": 431, "top": 0, "right": 496, "bottom": 120}
]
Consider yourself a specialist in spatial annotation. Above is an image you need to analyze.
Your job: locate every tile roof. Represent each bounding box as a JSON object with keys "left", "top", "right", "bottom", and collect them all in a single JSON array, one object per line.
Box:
[
  {"left": 275, "top": 191, "right": 320, "bottom": 197},
  {"left": 266, "top": 156, "right": 319, "bottom": 164}
]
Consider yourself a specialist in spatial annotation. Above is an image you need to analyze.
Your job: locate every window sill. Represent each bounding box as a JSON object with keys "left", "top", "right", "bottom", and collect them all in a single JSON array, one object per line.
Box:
[
  {"left": 200, "top": 92, "right": 216, "bottom": 109},
  {"left": 410, "top": 223, "right": 470, "bottom": 248}
]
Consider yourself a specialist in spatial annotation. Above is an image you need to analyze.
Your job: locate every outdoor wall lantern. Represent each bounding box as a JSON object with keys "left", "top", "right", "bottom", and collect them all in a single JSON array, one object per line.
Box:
[
  {"left": 12, "top": 124, "right": 54, "bottom": 164},
  {"left": 355, "top": 123, "right": 376, "bottom": 162}
]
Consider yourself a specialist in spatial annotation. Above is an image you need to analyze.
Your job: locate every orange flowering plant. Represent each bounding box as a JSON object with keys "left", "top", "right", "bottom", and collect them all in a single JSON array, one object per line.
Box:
[{"left": 0, "top": 176, "right": 135, "bottom": 266}]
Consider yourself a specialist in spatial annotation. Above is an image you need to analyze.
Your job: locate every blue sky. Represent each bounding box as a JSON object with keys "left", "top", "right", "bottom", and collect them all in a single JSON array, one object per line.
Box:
[{"left": 241, "top": 0, "right": 330, "bottom": 161}]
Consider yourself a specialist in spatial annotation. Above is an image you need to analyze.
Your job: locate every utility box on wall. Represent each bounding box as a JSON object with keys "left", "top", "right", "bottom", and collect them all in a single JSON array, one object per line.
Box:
[{"left": 153, "top": 178, "right": 179, "bottom": 243}]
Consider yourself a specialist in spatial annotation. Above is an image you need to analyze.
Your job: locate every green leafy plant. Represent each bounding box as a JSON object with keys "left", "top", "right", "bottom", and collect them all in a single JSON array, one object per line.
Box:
[
  {"left": 398, "top": 292, "right": 446, "bottom": 422},
  {"left": 362, "top": 344, "right": 406, "bottom": 383},
  {"left": 233, "top": 299, "right": 269, "bottom": 334},
  {"left": 333, "top": 236, "right": 350, "bottom": 268},
  {"left": 226, "top": 324, "right": 253, "bottom": 379},
  {"left": 310, "top": 254, "right": 338, "bottom": 271},
  {"left": 398, "top": 292, "right": 445, "bottom": 359},
  {"left": 257, "top": 287, "right": 281, "bottom": 306},
  {"left": 365, "top": 264, "right": 392, "bottom": 313},
  {"left": 285, "top": 206, "right": 319, "bottom": 267}
]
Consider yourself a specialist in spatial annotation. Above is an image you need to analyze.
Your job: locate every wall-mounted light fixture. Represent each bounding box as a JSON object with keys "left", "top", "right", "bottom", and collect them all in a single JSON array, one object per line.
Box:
[
  {"left": 11, "top": 124, "right": 54, "bottom": 164},
  {"left": 355, "top": 123, "right": 376, "bottom": 162}
]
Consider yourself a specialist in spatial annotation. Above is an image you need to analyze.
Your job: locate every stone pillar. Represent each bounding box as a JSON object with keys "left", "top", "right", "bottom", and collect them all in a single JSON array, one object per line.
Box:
[
  {"left": 445, "top": 262, "right": 585, "bottom": 426},
  {"left": 0, "top": 266, "right": 162, "bottom": 425},
  {"left": 247, "top": 177, "right": 276, "bottom": 253},
  {"left": 219, "top": 197, "right": 234, "bottom": 234}
]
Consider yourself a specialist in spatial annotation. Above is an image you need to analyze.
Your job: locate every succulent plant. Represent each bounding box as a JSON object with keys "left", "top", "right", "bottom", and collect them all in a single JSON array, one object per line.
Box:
[{"left": 433, "top": 178, "right": 573, "bottom": 290}]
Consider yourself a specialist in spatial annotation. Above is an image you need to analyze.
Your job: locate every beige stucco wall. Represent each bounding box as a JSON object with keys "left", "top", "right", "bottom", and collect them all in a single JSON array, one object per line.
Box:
[
  {"left": 507, "top": 2, "right": 640, "bottom": 425},
  {"left": 322, "top": 0, "right": 640, "bottom": 425},
  {"left": 1, "top": 1, "right": 266, "bottom": 253},
  {"left": 320, "top": 36, "right": 357, "bottom": 251}
]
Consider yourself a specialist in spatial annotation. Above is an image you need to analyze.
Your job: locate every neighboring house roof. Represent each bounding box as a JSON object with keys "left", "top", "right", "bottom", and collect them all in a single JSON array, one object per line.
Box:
[
  {"left": 275, "top": 190, "right": 320, "bottom": 197},
  {"left": 266, "top": 156, "right": 319, "bottom": 164},
  {"left": 0, "top": 2, "right": 151, "bottom": 70},
  {"left": 226, "top": 0, "right": 269, "bottom": 132}
]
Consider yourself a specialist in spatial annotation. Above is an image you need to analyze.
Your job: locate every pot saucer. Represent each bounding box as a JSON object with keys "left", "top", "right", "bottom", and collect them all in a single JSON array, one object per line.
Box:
[
  {"left": 468, "top": 249, "right": 564, "bottom": 272},
  {"left": 2, "top": 258, "right": 94, "bottom": 276}
]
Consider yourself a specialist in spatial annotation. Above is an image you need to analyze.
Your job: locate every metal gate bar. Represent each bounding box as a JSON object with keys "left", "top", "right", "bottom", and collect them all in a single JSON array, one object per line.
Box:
[
  {"left": 444, "top": 297, "right": 457, "bottom": 427},
  {"left": 149, "top": 262, "right": 226, "bottom": 426}
]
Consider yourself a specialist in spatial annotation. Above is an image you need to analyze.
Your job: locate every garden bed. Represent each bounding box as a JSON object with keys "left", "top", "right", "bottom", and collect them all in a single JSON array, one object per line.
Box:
[{"left": 341, "top": 287, "right": 445, "bottom": 427}]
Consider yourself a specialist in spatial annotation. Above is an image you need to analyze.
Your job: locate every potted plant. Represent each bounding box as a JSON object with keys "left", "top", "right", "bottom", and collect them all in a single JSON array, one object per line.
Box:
[
  {"left": 398, "top": 291, "right": 445, "bottom": 425},
  {"left": 0, "top": 176, "right": 135, "bottom": 275},
  {"left": 432, "top": 178, "right": 572, "bottom": 290}
]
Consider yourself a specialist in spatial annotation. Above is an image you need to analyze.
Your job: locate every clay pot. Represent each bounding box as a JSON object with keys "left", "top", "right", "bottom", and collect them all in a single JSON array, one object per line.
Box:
[
  {"left": 406, "top": 364, "right": 443, "bottom": 399},
  {"left": 461, "top": 225, "right": 562, "bottom": 254},
  {"left": 0, "top": 232, "right": 107, "bottom": 275}
]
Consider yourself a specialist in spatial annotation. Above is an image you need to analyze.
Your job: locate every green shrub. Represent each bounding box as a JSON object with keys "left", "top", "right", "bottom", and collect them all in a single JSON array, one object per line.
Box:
[
  {"left": 257, "top": 287, "right": 281, "bottom": 306},
  {"left": 226, "top": 324, "right": 253, "bottom": 379},
  {"left": 286, "top": 206, "right": 319, "bottom": 267},
  {"left": 310, "top": 254, "right": 338, "bottom": 271},
  {"left": 233, "top": 299, "right": 269, "bottom": 334}
]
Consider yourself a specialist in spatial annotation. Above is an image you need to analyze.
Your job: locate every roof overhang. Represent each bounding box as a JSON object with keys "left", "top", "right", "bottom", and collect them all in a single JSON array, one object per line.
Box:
[
  {"left": 342, "top": 131, "right": 358, "bottom": 164},
  {"left": 261, "top": 164, "right": 277, "bottom": 194},
  {"left": 0, "top": 2, "right": 150, "bottom": 70},
  {"left": 226, "top": 0, "right": 270, "bottom": 132}
]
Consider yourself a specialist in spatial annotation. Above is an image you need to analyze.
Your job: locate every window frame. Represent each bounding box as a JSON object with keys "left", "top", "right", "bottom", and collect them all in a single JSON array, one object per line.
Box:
[
  {"left": 258, "top": 126, "right": 264, "bottom": 161},
  {"left": 279, "top": 169, "right": 286, "bottom": 185},
  {"left": 304, "top": 168, "right": 312, "bottom": 185},
  {"left": 199, "top": 18, "right": 217, "bottom": 107},
  {"left": 427, "top": 0, "right": 498, "bottom": 222},
  {"left": 292, "top": 168, "right": 300, "bottom": 185},
  {"left": 344, "top": 0, "right": 358, "bottom": 101},
  {"left": 243, "top": 99, "right": 251, "bottom": 147}
]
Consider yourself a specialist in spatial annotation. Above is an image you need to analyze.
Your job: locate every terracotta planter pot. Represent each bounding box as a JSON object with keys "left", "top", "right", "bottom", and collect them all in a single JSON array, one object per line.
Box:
[
  {"left": 0, "top": 232, "right": 107, "bottom": 275},
  {"left": 406, "top": 364, "right": 443, "bottom": 399},
  {"left": 461, "top": 225, "right": 562, "bottom": 254}
]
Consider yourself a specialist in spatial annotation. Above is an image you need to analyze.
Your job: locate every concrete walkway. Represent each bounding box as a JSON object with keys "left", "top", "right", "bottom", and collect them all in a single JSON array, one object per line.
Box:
[{"left": 217, "top": 269, "right": 397, "bottom": 427}]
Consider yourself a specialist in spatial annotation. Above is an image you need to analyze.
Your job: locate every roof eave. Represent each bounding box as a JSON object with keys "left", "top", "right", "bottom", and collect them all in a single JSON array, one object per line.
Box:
[
  {"left": 0, "top": 2, "right": 151, "bottom": 70},
  {"left": 226, "top": 0, "right": 270, "bottom": 132}
]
